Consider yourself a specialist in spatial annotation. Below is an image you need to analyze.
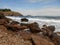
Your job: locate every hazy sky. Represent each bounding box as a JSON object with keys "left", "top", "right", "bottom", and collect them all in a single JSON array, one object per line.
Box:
[{"left": 0, "top": 0, "right": 60, "bottom": 16}]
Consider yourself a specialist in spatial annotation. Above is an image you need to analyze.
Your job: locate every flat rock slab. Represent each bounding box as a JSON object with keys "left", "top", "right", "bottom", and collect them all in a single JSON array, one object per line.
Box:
[{"left": 31, "top": 34, "right": 55, "bottom": 45}]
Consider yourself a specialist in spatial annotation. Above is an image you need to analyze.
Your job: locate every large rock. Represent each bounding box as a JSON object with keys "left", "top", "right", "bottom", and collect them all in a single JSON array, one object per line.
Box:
[
  {"left": 31, "top": 34, "right": 55, "bottom": 45},
  {"left": 0, "top": 25, "right": 32, "bottom": 45},
  {"left": 51, "top": 33, "right": 60, "bottom": 45},
  {"left": 6, "top": 24, "right": 20, "bottom": 31},
  {"left": 7, "top": 21, "right": 28, "bottom": 31},
  {"left": 47, "top": 26, "right": 55, "bottom": 32},
  {"left": 28, "top": 22, "right": 41, "bottom": 33},
  {"left": 21, "top": 18, "right": 28, "bottom": 22},
  {"left": 46, "top": 26, "right": 55, "bottom": 37},
  {"left": 41, "top": 25, "right": 55, "bottom": 37}
]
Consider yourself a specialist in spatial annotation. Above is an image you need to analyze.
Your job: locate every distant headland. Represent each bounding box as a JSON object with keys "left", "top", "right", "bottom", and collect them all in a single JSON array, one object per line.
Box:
[{"left": 0, "top": 9, "right": 23, "bottom": 16}]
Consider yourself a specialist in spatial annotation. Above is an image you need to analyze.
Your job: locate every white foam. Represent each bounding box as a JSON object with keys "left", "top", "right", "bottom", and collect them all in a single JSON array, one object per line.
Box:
[{"left": 6, "top": 16, "right": 60, "bottom": 32}]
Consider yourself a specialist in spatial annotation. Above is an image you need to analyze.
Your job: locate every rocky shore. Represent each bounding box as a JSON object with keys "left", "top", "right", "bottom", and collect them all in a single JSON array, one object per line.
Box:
[
  {"left": 0, "top": 9, "right": 23, "bottom": 16},
  {"left": 0, "top": 14, "right": 60, "bottom": 45}
]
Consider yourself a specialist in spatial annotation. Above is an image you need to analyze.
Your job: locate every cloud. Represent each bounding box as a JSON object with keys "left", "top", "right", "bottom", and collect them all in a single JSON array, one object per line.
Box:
[
  {"left": 16, "top": 7, "right": 60, "bottom": 16},
  {"left": 27, "top": 0, "right": 56, "bottom": 3}
]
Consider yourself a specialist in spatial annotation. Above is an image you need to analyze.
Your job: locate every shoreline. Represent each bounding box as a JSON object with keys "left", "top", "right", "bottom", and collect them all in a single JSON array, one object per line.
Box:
[{"left": 0, "top": 14, "right": 60, "bottom": 45}]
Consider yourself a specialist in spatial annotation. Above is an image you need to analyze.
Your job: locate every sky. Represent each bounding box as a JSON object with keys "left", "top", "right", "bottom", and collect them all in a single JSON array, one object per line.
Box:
[{"left": 0, "top": 0, "right": 60, "bottom": 16}]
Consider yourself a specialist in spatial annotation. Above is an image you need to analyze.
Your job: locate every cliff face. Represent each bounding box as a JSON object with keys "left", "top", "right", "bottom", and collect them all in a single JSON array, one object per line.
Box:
[{"left": 0, "top": 9, "right": 23, "bottom": 16}]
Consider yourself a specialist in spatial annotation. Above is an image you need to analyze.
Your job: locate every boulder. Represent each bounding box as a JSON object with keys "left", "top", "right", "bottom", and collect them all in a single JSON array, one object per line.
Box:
[
  {"left": 51, "top": 33, "right": 60, "bottom": 45},
  {"left": 6, "top": 24, "right": 20, "bottom": 31},
  {"left": 41, "top": 25, "right": 55, "bottom": 37},
  {"left": 31, "top": 34, "right": 55, "bottom": 45},
  {"left": 6, "top": 24, "right": 28, "bottom": 32},
  {"left": 21, "top": 18, "right": 28, "bottom": 22},
  {"left": 46, "top": 26, "right": 55, "bottom": 37},
  {"left": 28, "top": 22, "right": 41, "bottom": 33},
  {"left": 47, "top": 26, "right": 55, "bottom": 32},
  {"left": 0, "top": 25, "right": 32, "bottom": 45},
  {"left": 5, "top": 21, "right": 21, "bottom": 31}
]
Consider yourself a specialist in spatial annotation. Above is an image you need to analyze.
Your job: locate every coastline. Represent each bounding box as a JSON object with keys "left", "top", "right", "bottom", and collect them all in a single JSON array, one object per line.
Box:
[{"left": 0, "top": 14, "right": 60, "bottom": 45}]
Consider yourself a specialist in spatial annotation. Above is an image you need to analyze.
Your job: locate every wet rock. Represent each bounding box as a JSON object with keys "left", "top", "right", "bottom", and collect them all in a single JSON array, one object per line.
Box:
[
  {"left": 21, "top": 18, "right": 28, "bottom": 22},
  {"left": 28, "top": 22, "right": 41, "bottom": 33}
]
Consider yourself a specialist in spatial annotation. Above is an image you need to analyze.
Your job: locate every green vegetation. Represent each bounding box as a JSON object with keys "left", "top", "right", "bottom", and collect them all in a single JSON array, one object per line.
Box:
[
  {"left": 0, "top": 9, "right": 11, "bottom": 12},
  {"left": 0, "top": 9, "right": 23, "bottom": 16}
]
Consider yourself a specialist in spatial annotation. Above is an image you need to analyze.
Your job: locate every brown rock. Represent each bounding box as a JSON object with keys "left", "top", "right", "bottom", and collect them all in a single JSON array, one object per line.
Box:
[
  {"left": 0, "top": 25, "right": 32, "bottom": 45},
  {"left": 19, "top": 26, "right": 28, "bottom": 30},
  {"left": 51, "top": 33, "right": 60, "bottom": 45},
  {"left": 41, "top": 25, "right": 55, "bottom": 37},
  {"left": 31, "top": 34, "right": 55, "bottom": 45},
  {"left": 47, "top": 26, "right": 55, "bottom": 32},
  {"left": 6, "top": 24, "right": 20, "bottom": 31},
  {"left": 28, "top": 22, "right": 41, "bottom": 33},
  {"left": 6, "top": 23, "right": 28, "bottom": 32},
  {"left": 20, "top": 31, "right": 31, "bottom": 40},
  {"left": 0, "top": 19, "right": 9, "bottom": 25}
]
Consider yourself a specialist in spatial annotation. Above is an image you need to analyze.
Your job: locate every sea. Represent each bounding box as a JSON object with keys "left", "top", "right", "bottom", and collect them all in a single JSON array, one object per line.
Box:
[{"left": 6, "top": 16, "right": 60, "bottom": 32}]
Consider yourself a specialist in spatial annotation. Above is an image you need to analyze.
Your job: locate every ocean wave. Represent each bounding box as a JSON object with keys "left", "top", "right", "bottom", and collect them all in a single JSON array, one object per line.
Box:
[
  {"left": 6, "top": 16, "right": 60, "bottom": 23},
  {"left": 6, "top": 16, "right": 60, "bottom": 32}
]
